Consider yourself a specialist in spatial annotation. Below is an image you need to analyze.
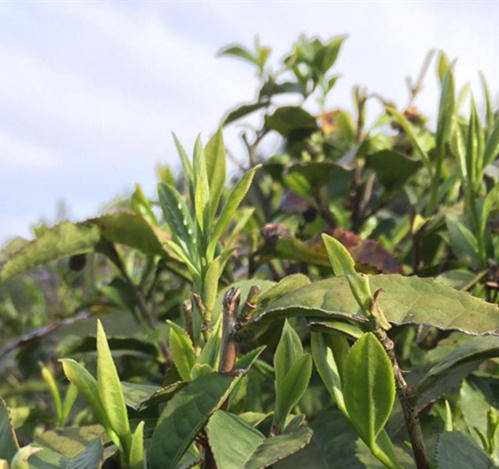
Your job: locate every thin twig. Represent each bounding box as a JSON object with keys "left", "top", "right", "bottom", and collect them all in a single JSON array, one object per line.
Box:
[{"left": 0, "top": 309, "right": 91, "bottom": 361}]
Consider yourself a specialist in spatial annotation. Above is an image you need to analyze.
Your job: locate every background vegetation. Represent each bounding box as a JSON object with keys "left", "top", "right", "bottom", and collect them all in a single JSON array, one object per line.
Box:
[{"left": 0, "top": 35, "right": 498, "bottom": 469}]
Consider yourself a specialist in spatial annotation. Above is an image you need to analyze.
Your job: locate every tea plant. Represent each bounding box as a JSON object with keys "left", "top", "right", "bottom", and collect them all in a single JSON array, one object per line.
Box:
[{"left": 0, "top": 34, "right": 498, "bottom": 469}]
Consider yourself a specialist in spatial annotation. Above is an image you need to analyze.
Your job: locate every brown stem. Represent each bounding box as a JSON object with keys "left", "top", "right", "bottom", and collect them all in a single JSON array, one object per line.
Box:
[
  {"left": 219, "top": 288, "right": 241, "bottom": 375},
  {"left": 376, "top": 329, "right": 430, "bottom": 469}
]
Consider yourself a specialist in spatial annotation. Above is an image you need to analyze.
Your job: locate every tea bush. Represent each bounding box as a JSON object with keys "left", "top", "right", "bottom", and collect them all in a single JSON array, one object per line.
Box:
[{"left": 0, "top": 35, "right": 498, "bottom": 469}]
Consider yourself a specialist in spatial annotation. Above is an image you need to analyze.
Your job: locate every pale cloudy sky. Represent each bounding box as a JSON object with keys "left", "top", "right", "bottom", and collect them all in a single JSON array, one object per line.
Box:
[{"left": 0, "top": 1, "right": 497, "bottom": 242}]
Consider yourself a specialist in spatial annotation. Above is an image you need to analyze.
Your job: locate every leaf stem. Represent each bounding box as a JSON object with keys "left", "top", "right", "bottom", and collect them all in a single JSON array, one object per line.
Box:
[{"left": 375, "top": 329, "right": 430, "bottom": 469}]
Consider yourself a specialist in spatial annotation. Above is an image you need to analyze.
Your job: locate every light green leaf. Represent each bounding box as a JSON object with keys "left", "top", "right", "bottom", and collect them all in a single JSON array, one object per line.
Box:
[
  {"left": 193, "top": 135, "right": 210, "bottom": 231},
  {"left": 96, "top": 320, "right": 130, "bottom": 447},
  {"left": 310, "top": 332, "right": 346, "bottom": 414},
  {"left": 129, "top": 421, "right": 145, "bottom": 469},
  {"left": 274, "top": 320, "right": 303, "bottom": 387},
  {"left": 0, "top": 398, "right": 19, "bottom": 461},
  {"left": 343, "top": 333, "right": 395, "bottom": 446},
  {"left": 61, "top": 384, "right": 77, "bottom": 427},
  {"left": 218, "top": 44, "right": 256, "bottom": 64},
  {"left": 0, "top": 222, "right": 101, "bottom": 283},
  {"left": 209, "top": 165, "right": 261, "bottom": 255},
  {"left": 10, "top": 446, "right": 41, "bottom": 469},
  {"left": 198, "top": 319, "right": 222, "bottom": 370},
  {"left": 274, "top": 354, "right": 312, "bottom": 432},
  {"left": 255, "top": 274, "right": 499, "bottom": 336},
  {"left": 40, "top": 364, "right": 63, "bottom": 427},
  {"left": 205, "top": 128, "right": 226, "bottom": 221},
  {"left": 436, "top": 67, "right": 455, "bottom": 155},
  {"left": 172, "top": 132, "right": 193, "bottom": 184},
  {"left": 167, "top": 320, "right": 196, "bottom": 381},
  {"left": 59, "top": 360, "right": 110, "bottom": 432},
  {"left": 321, "top": 234, "right": 372, "bottom": 309},
  {"left": 321, "top": 233, "right": 355, "bottom": 276}
]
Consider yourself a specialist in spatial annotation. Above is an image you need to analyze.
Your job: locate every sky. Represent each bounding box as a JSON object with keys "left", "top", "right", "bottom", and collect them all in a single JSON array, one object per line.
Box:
[{"left": 0, "top": 1, "right": 498, "bottom": 243}]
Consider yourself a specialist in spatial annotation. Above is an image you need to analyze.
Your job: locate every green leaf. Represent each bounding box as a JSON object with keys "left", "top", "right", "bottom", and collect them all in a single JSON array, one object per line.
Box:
[
  {"left": 386, "top": 108, "right": 431, "bottom": 171},
  {"left": 483, "top": 119, "right": 499, "bottom": 167},
  {"left": 218, "top": 44, "right": 256, "bottom": 64},
  {"left": 10, "top": 446, "right": 41, "bottom": 469},
  {"left": 446, "top": 216, "right": 480, "bottom": 268},
  {"left": 129, "top": 421, "right": 145, "bottom": 469},
  {"left": 206, "top": 410, "right": 264, "bottom": 468},
  {"left": 158, "top": 182, "right": 197, "bottom": 258},
  {"left": 0, "top": 398, "right": 19, "bottom": 461},
  {"left": 172, "top": 132, "right": 193, "bottom": 185},
  {"left": 274, "top": 320, "right": 303, "bottom": 386},
  {"left": 198, "top": 319, "right": 222, "bottom": 370},
  {"left": 321, "top": 233, "right": 355, "bottom": 276},
  {"left": 265, "top": 106, "right": 318, "bottom": 137},
  {"left": 365, "top": 150, "right": 422, "bottom": 191},
  {"left": 61, "top": 384, "right": 77, "bottom": 427},
  {"left": 205, "top": 128, "right": 226, "bottom": 221},
  {"left": 481, "top": 184, "right": 499, "bottom": 239},
  {"left": 245, "top": 426, "right": 313, "bottom": 468},
  {"left": 203, "top": 250, "right": 233, "bottom": 317},
  {"left": 131, "top": 184, "right": 157, "bottom": 226},
  {"left": 479, "top": 72, "right": 494, "bottom": 132},
  {"left": 410, "top": 335, "right": 499, "bottom": 411},
  {"left": 96, "top": 320, "right": 130, "bottom": 447},
  {"left": 95, "top": 212, "right": 168, "bottom": 257},
  {"left": 209, "top": 165, "right": 261, "bottom": 256},
  {"left": 321, "top": 234, "right": 372, "bottom": 309},
  {"left": 274, "top": 354, "right": 312, "bottom": 432},
  {"left": 224, "top": 102, "right": 269, "bottom": 125},
  {"left": 148, "top": 372, "right": 241, "bottom": 469},
  {"left": 34, "top": 426, "right": 105, "bottom": 459},
  {"left": 314, "top": 35, "right": 346, "bottom": 74},
  {"left": 30, "top": 433, "right": 104, "bottom": 469},
  {"left": 255, "top": 274, "right": 499, "bottom": 336},
  {"left": 59, "top": 360, "right": 110, "bottom": 432},
  {"left": 0, "top": 222, "right": 101, "bottom": 283},
  {"left": 437, "top": 431, "right": 495, "bottom": 469},
  {"left": 167, "top": 321, "right": 196, "bottom": 381},
  {"left": 193, "top": 135, "right": 210, "bottom": 231},
  {"left": 310, "top": 332, "right": 346, "bottom": 414},
  {"left": 342, "top": 333, "right": 395, "bottom": 446},
  {"left": 40, "top": 364, "right": 63, "bottom": 427},
  {"left": 436, "top": 67, "right": 455, "bottom": 155}
]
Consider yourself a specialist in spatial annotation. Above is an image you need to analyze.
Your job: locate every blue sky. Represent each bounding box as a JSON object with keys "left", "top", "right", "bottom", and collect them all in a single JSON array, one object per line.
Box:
[{"left": 0, "top": 1, "right": 497, "bottom": 243}]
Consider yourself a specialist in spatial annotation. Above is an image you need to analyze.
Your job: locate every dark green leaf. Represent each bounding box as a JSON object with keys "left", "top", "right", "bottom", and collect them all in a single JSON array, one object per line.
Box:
[
  {"left": 245, "top": 426, "right": 313, "bottom": 469},
  {"left": 366, "top": 150, "right": 422, "bottom": 191},
  {"left": 148, "top": 372, "right": 241, "bottom": 469},
  {"left": 265, "top": 107, "right": 318, "bottom": 137},
  {"left": 255, "top": 275, "right": 499, "bottom": 336},
  {"left": 436, "top": 431, "right": 495, "bottom": 469},
  {"left": 224, "top": 103, "right": 269, "bottom": 125},
  {"left": 0, "top": 398, "right": 19, "bottom": 461}
]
